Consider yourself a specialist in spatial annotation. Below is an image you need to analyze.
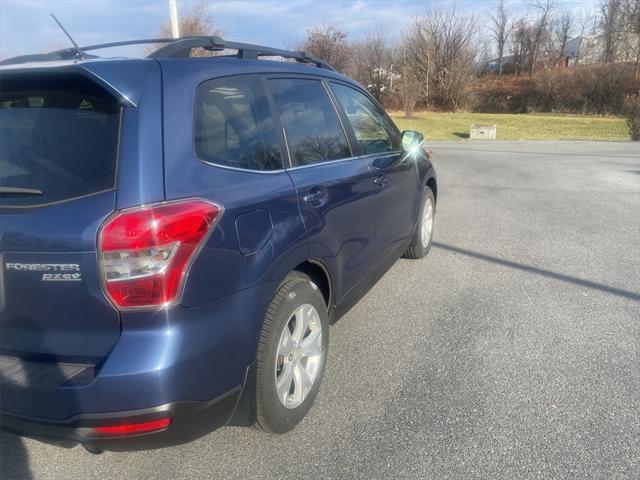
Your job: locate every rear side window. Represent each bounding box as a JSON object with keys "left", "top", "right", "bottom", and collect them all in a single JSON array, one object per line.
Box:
[
  {"left": 269, "top": 78, "right": 350, "bottom": 167},
  {"left": 331, "top": 83, "right": 401, "bottom": 155},
  {"left": 194, "top": 75, "right": 282, "bottom": 171},
  {"left": 0, "top": 73, "right": 121, "bottom": 207}
]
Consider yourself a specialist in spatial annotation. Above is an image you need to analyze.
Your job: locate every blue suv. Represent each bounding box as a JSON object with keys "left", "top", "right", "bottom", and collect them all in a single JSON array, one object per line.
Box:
[{"left": 0, "top": 36, "right": 437, "bottom": 451}]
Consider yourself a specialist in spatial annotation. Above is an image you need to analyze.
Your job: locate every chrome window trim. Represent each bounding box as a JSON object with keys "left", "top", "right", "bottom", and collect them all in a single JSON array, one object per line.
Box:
[
  {"left": 199, "top": 159, "right": 285, "bottom": 174},
  {"left": 280, "top": 126, "right": 294, "bottom": 169},
  {"left": 286, "top": 154, "right": 370, "bottom": 172},
  {"left": 284, "top": 148, "right": 403, "bottom": 172},
  {"left": 354, "top": 150, "right": 403, "bottom": 161}
]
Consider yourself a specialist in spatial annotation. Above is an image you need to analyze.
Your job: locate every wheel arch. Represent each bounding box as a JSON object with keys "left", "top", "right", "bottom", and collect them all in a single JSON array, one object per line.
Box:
[
  {"left": 292, "top": 259, "right": 333, "bottom": 312},
  {"left": 426, "top": 175, "right": 438, "bottom": 204}
]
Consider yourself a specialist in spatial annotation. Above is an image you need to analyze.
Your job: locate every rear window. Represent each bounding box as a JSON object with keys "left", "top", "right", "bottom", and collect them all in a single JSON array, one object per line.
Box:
[{"left": 0, "top": 73, "right": 121, "bottom": 207}]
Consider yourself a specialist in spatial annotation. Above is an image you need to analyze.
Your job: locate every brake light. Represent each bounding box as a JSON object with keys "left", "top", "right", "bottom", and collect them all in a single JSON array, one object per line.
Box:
[
  {"left": 94, "top": 417, "right": 171, "bottom": 435},
  {"left": 99, "top": 199, "right": 221, "bottom": 309}
]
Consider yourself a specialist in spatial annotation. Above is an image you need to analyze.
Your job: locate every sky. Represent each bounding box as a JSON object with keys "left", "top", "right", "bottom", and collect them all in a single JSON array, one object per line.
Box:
[{"left": 0, "top": 0, "right": 600, "bottom": 60}]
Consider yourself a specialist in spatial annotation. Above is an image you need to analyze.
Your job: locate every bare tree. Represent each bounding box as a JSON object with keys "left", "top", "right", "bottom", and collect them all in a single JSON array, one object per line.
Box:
[
  {"left": 569, "top": 7, "right": 597, "bottom": 65},
  {"left": 529, "top": 0, "right": 555, "bottom": 74},
  {"left": 488, "top": 0, "right": 513, "bottom": 75},
  {"left": 597, "top": 0, "right": 640, "bottom": 71},
  {"left": 148, "top": 1, "right": 222, "bottom": 57},
  {"left": 509, "top": 17, "right": 533, "bottom": 74},
  {"left": 351, "top": 28, "right": 392, "bottom": 100},
  {"left": 394, "top": 38, "right": 420, "bottom": 116},
  {"left": 395, "top": 75, "right": 420, "bottom": 117},
  {"left": 506, "top": 1, "right": 555, "bottom": 74},
  {"left": 404, "top": 18, "right": 431, "bottom": 103},
  {"left": 620, "top": 0, "right": 640, "bottom": 75},
  {"left": 301, "top": 26, "right": 351, "bottom": 73},
  {"left": 475, "top": 32, "right": 494, "bottom": 73},
  {"left": 405, "top": 7, "right": 477, "bottom": 111},
  {"left": 552, "top": 12, "right": 573, "bottom": 65},
  {"left": 600, "top": 0, "right": 622, "bottom": 63}
]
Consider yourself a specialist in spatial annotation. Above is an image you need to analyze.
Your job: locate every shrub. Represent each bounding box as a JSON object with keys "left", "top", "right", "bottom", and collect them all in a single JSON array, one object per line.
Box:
[
  {"left": 471, "top": 64, "right": 638, "bottom": 115},
  {"left": 572, "top": 64, "right": 637, "bottom": 115},
  {"left": 534, "top": 68, "right": 579, "bottom": 112},
  {"left": 472, "top": 75, "right": 536, "bottom": 113},
  {"left": 533, "top": 64, "right": 637, "bottom": 115},
  {"left": 624, "top": 93, "right": 640, "bottom": 141}
]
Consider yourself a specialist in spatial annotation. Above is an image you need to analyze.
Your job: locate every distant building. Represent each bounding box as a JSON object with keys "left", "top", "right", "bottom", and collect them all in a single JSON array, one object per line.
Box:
[
  {"left": 563, "top": 36, "right": 582, "bottom": 65},
  {"left": 365, "top": 66, "right": 400, "bottom": 94},
  {"left": 564, "top": 35, "right": 603, "bottom": 65},
  {"left": 483, "top": 33, "right": 638, "bottom": 74},
  {"left": 564, "top": 34, "right": 639, "bottom": 66}
]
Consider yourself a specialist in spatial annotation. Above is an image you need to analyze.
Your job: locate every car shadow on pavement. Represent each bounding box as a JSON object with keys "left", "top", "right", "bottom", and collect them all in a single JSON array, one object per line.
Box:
[{"left": 433, "top": 242, "right": 640, "bottom": 302}]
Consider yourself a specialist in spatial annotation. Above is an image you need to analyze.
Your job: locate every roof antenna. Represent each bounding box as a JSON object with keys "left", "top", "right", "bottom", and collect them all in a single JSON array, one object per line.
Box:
[{"left": 50, "top": 13, "right": 86, "bottom": 59}]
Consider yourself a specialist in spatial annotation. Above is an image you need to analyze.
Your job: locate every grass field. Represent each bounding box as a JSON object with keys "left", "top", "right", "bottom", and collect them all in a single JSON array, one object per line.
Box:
[{"left": 390, "top": 112, "right": 631, "bottom": 141}]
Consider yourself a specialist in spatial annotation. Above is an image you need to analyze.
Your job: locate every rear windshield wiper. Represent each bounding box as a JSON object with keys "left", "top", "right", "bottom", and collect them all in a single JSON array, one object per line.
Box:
[{"left": 0, "top": 187, "right": 44, "bottom": 196}]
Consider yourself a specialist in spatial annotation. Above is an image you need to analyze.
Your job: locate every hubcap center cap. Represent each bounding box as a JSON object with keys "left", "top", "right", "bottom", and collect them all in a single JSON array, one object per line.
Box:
[{"left": 288, "top": 342, "right": 303, "bottom": 361}]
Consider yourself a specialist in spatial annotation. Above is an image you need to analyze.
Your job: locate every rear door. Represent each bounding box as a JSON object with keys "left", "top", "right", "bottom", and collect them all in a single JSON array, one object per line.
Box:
[
  {"left": 329, "top": 82, "right": 419, "bottom": 263},
  {"left": 268, "top": 77, "right": 378, "bottom": 301},
  {"left": 0, "top": 72, "right": 123, "bottom": 360}
]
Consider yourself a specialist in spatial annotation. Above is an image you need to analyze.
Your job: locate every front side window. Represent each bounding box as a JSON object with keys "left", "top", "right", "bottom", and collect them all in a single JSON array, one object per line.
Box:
[
  {"left": 331, "top": 83, "right": 401, "bottom": 155},
  {"left": 194, "top": 75, "right": 282, "bottom": 171},
  {"left": 269, "top": 78, "right": 350, "bottom": 167}
]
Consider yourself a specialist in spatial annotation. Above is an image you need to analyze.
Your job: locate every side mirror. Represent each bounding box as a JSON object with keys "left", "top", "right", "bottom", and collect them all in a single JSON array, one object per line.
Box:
[{"left": 401, "top": 130, "right": 424, "bottom": 152}]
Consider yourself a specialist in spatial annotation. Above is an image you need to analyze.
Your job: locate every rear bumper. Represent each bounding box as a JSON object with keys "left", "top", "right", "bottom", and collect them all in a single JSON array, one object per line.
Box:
[
  {"left": 0, "top": 282, "right": 275, "bottom": 450},
  {"left": 0, "top": 387, "right": 240, "bottom": 451}
]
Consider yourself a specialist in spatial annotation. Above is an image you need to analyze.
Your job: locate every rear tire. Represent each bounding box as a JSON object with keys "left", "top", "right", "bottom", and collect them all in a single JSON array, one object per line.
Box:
[
  {"left": 404, "top": 186, "right": 435, "bottom": 259},
  {"left": 255, "top": 272, "right": 329, "bottom": 433}
]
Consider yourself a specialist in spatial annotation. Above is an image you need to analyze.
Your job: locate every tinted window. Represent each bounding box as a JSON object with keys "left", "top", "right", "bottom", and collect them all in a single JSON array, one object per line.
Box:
[
  {"left": 331, "top": 83, "right": 401, "bottom": 155},
  {"left": 0, "top": 73, "right": 120, "bottom": 207},
  {"left": 269, "top": 78, "right": 350, "bottom": 167},
  {"left": 195, "top": 75, "right": 282, "bottom": 170}
]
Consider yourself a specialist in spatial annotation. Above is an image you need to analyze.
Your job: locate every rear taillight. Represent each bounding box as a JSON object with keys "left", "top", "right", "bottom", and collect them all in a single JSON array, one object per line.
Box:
[{"left": 98, "top": 199, "right": 221, "bottom": 310}]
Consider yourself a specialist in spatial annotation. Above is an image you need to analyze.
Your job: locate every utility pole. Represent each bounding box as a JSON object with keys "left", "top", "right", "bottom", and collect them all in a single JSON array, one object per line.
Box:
[{"left": 169, "top": 0, "right": 180, "bottom": 38}]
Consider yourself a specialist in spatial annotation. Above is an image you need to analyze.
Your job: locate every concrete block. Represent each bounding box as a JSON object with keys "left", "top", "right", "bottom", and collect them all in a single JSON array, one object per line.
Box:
[{"left": 470, "top": 125, "right": 496, "bottom": 140}]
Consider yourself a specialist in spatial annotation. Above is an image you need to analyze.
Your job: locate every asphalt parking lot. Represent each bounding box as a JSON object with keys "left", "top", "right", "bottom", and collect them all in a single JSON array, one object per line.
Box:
[{"left": 1, "top": 141, "right": 639, "bottom": 479}]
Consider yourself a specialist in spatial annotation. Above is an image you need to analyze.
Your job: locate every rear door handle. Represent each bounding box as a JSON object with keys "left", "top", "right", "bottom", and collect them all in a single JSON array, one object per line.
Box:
[
  {"left": 303, "top": 188, "right": 327, "bottom": 205},
  {"left": 374, "top": 173, "right": 387, "bottom": 187}
]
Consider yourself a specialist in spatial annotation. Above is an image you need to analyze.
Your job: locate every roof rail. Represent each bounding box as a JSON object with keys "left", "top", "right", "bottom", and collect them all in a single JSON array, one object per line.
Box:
[
  {"left": 0, "top": 36, "right": 335, "bottom": 71},
  {"left": 147, "top": 36, "right": 335, "bottom": 71}
]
